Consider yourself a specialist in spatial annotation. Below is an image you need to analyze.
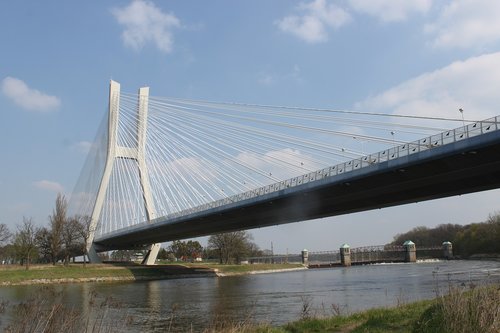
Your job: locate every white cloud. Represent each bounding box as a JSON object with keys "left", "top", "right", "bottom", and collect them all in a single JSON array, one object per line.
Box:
[
  {"left": 1, "top": 77, "right": 61, "bottom": 112},
  {"left": 235, "top": 148, "right": 321, "bottom": 181},
  {"left": 112, "top": 0, "right": 180, "bottom": 53},
  {"left": 148, "top": 156, "right": 218, "bottom": 189},
  {"left": 425, "top": 0, "right": 500, "bottom": 49},
  {"left": 33, "top": 180, "right": 64, "bottom": 193},
  {"left": 356, "top": 52, "right": 500, "bottom": 121},
  {"left": 348, "top": 0, "right": 432, "bottom": 22},
  {"left": 276, "top": 0, "right": 351, "bottom": 43},
  {"left": 165, "top": 157, "right": 213, "bottom": 179}
]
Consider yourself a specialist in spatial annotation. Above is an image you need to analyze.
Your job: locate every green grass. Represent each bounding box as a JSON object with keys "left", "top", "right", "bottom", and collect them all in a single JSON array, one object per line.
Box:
[
  {"left": 0, "top": 264, "right": 161, "bottom": 283},
  {"left": 248, "top": 284, "right": 499, "bottom": 333},
  {"left": 264, "top": 300, "right": 433, "bottom": 333}
]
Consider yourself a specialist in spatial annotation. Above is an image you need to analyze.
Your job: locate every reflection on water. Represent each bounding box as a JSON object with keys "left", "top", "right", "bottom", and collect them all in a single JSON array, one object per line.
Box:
[{"left": 0, "top": 260, "right": 498, "bottom": 332}]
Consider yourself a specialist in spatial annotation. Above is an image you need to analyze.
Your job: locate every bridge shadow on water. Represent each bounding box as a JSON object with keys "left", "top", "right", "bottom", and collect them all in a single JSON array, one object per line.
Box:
[{"left": 102, "top": 262, "right": 217, "bottom": 280}]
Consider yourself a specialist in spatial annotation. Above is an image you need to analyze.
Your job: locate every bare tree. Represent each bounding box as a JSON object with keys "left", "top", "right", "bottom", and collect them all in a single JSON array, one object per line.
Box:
[
  {"left": 62, "top": 217, "right": 81, "bottom": 265},
  {"left": 14, "top": 217, "right": 38, "bottom": 270},
  {"left": 35, "top": 227, "right": 53, "bottom": 263},
  {"left": 74, "top": 215, "right": 93, "bottom": 267},
  {"left": 48, "top": 193, "right": 67, "bottom": 265},
  {"left": 0, "top": 223, "right": 12, "bottom": 264},
  {"left": 0, "top": 224, "right": 12, "bottom": 245}
]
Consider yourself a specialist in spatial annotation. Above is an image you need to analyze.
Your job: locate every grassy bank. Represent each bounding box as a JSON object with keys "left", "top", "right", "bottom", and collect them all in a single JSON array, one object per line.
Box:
[
  {"left": 249, "top": 284, "right": 499, "bottom": 333},
  {"left": 0, "top": 263, "right": 211, "bottom": 285},
  {"left": 265, "top": 299, "right": 434, "bottom": 333},
  {"left": 0, "top": 263, "right": 305, "bottom": 285}
]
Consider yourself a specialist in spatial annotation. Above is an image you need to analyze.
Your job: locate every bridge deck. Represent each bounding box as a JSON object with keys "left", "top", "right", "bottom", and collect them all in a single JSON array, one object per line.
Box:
[{"left": 95, "top": 121, "right": 500, "bottom": 251}]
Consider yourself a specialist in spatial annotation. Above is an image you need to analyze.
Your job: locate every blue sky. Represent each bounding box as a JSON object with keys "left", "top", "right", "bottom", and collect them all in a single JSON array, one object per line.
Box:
[{"left": 1, "top": 0, "right": 500, "bottom": 253}]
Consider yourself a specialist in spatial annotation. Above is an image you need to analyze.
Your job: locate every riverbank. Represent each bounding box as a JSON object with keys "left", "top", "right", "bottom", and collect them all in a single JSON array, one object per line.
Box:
[
  {"left": 256, "top": 299, "right": 435, "bottom": 332},
  {"left": 0, "top": 261, "right": 497, "bottom": 331},
  {"left": 0, "top": 263, "right": 305, "bottom": 285},
  {"left": 0, "top": 263, "right": 214, "bottom": 285},
  {"left": 250, "top": 284, "right": 499, "bottom": 332}
]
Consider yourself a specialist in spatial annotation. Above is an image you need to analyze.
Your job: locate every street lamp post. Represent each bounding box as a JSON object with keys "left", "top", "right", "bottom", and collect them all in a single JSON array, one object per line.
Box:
[{"left": 459, "top": 108, "right": 465, "bottom": 127}]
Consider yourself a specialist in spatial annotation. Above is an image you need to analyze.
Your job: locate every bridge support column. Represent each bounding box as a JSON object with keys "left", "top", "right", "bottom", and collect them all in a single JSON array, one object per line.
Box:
[
  {"left": 403, "top": 240, "right": 416, "bottom": 263},
  {"left": 340, "top": 244, "right": 351, "bottom": 267},
  {"left": 442, "top": 241, "right": 453, "bottom": 259},
  {"left": 86, "top": 81, "right": 161, "bottom": 264},
  {"left": 301, "top": 249, "right": 309, "bottom": 265},
  {"left": 136, "top": 85, "right": 161, "bottom": 264},
  {"left": 142, "top": 243, "right": 161, "bottom": 265},
  {"left": 86, "top": 80, "right": 122, "bottom": 263},
  {"left": 87, "top": 244, "right": 100, "bottom": 263}
]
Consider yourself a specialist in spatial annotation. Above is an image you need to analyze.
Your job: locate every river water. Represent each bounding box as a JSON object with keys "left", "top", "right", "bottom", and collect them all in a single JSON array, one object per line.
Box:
[{"left": 0, "top": 260, "right": 499, "bottom": 332}]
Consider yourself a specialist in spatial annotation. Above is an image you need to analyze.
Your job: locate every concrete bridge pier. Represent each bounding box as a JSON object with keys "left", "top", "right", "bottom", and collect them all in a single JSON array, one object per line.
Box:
[
  {"left": 442, "top": 241, "right": 453, "bottom": 259},
  {"left": 403, "top": 240, "right": 416, "bottom": 263},
  {"left": 340, "top": 244, "right": 351, "bottom": 266}
]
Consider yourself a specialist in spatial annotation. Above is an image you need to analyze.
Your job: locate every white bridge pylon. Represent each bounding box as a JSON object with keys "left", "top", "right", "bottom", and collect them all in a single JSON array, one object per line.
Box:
[{"left": 87, "top": 80, "right": 161, "bottom": 265}]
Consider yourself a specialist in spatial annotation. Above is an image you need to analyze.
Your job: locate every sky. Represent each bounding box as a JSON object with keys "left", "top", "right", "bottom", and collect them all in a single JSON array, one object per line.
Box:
[{"left": 1, "top": 0, "right": 500, "bottom": 254}]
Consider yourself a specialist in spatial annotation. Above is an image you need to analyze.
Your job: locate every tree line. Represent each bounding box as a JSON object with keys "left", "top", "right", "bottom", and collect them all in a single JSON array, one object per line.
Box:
[
  {"left": 0, "top": 194, "right": 93, "bottom": 269},
  {"left": 110, "top": 231, "right": 264, "bottom": 264},
  {"left": 1, "top": 191, "right": 264, "bottom": 267},
  {"left": 390, "top": 212, "right": 500, "bottom": 257}
]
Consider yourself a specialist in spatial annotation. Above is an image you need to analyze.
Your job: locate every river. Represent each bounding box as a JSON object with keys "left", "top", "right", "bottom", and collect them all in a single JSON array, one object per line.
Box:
[{"left": 0, "top": 260, "right": 498, "bottom": 332}]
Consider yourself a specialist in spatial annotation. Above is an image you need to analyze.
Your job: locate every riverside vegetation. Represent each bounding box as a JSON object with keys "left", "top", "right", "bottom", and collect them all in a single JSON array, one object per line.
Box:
[
  {"left": 1, "top": 194, "right": 270, "bottom": 269},
  {"left": 0, "top": 282, "right": 497, "bottom": 332},
  {"left": 270, "top": 283, "right": 499, "bottom": 333},
  {"left": 391, "top": 212, "right": 500, "bottom": 258},
  {"left": 0, "top": 263, "right": 305, "bottom": 285}
]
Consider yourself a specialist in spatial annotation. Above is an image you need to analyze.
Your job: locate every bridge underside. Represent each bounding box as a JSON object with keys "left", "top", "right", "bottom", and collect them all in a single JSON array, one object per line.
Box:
[{"left": 94, "top": 130, "right": 500, "bottom": 251}]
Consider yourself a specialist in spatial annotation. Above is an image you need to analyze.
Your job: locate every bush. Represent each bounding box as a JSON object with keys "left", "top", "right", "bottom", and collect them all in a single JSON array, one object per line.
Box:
[{"left": 414, "top": 285, "right": 500, "bottom": 333}]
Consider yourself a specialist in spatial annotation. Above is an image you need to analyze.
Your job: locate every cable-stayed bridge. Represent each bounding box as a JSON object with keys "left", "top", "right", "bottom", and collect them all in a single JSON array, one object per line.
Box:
[{"left": 69, "top": 81, "right": 500, "bottom": 264}]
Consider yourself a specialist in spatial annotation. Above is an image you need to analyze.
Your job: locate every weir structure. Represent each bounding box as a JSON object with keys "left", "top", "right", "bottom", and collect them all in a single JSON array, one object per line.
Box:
[
  {"left": 250, "top": 242, "right": 453, "bottom": 267},
  {"left": 87, "top": 81, "right": 161, "bottom": 264}
]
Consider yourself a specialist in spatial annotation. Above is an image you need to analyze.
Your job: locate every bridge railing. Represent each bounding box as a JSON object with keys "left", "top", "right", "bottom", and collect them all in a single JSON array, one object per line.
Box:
[{"left": 135, "top": 116, "right": 499, "bottom": 229}]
